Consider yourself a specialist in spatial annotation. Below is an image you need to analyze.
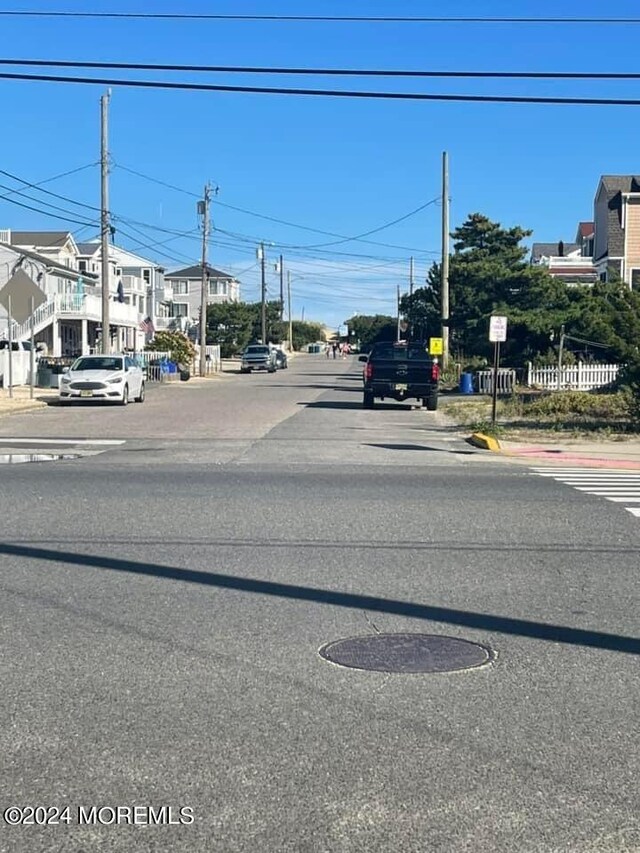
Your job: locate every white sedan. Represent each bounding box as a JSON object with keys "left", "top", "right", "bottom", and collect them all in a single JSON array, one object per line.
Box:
[{"left": 59, "top": 354, "right": 145, "bottom": 405}]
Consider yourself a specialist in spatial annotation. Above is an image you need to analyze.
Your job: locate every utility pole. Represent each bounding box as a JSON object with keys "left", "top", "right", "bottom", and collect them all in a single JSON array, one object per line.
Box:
[
  {"left": 100, "top": 90, "right": 111, "bottom": 354},
  {"left": 409, "top": 256, "right": 414, "bottom": 341},
  {"left": 396, "top": 284, "right": 401, "bottom": 342},
  {"left": 260, "top": 242, "right": 267, "bottom": 343},
  {"left": 287, "top": 270, "right": 293, "bottom": 352},
  {"left": 279, "top": 254, "right": 284, "bottom": 321},
  {"left": 199, "top": 183, "right": 211, "bottom": 378},
  {"left": 441, "top": 151, "right": 450, "bottom": 368}
]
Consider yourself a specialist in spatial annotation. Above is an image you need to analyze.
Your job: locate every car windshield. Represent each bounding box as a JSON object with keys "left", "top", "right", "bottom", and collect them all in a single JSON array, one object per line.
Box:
[
  {"left": 245, "top": 347, "right": 268, "bottom": 354},
  {"left": 72, "top": 357, "right": 124, "bottom": 371}
]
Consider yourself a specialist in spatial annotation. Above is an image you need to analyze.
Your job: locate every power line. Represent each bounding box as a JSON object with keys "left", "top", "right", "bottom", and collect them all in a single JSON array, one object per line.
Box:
[
  {"left": 4, "top": 70, "right": 640, "bottom": 106},
  {"left": 0, "top": 188, "right": 98, "bottom": 228},
  {"left": 0, "top": 162, "right": 96, "bottom": 202},
  {"left": 4, "top": 58, "right": 640, "bottom": 80},
  {"left": 115, "top": 163, "right": 436, "bottom": 254},
  {"left": 1, "top": 12, "right": 639, "bottom": 24},
  {"left": 297, "top": 197, "right": 441, "bottom": 249}
]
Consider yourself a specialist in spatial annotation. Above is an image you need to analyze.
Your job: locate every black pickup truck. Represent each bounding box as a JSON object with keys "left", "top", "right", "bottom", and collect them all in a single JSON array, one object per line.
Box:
[{"left": 359, "top": 341, "right": 440, "bottom": 410}]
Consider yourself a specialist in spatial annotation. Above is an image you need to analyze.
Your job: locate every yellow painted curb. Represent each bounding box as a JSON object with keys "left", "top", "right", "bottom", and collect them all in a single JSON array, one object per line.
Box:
[{"left": 469, "top": 432, "right": 502, "bottom": 453}]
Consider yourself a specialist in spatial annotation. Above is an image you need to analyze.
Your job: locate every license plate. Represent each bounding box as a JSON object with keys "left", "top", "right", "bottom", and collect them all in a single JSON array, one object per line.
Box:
[
  {"left": 80, "top": 390, "right": 93, "bottom": 397},
  {"left": 395, "top": 384, "right": 408, "bottom": 391}
]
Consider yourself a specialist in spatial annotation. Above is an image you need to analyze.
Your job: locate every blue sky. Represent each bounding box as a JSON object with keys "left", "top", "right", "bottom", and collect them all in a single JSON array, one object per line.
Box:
[{"left": 2, "top": 0, "right": 640, "bottom": 328}]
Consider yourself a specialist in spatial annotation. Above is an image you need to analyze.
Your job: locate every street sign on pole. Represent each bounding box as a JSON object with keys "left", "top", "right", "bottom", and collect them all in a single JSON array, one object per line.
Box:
[
  {"left": 489, "top": 315, "right": 507, "bottom": 343},
  {"left": 429, "top": 337, "right": 443, "bottom": 356},
  {"left": 0, "top": 268, "right": 47, "bottom": 325}
]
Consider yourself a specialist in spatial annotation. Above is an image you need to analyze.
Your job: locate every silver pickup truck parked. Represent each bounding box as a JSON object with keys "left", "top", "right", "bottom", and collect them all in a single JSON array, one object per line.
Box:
[{"left": 240, "top": 345, "right": 277, "bottom": 374}]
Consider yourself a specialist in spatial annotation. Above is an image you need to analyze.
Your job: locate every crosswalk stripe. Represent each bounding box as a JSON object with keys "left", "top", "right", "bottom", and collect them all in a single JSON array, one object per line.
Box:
[
  {"left": 0, "top": 438, "right": 125, "bottom": 446},
  {"left": 530, "top": 468, "right": 640, "bottom": 519}
]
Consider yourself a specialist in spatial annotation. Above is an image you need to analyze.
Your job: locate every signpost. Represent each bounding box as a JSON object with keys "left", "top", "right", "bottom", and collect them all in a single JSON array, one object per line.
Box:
[
  {"left": 0, "top": 269, "right": 47, "bottom": 398},
  {"left": 489, "top": 316, "right": 508, "bottom": 426}
]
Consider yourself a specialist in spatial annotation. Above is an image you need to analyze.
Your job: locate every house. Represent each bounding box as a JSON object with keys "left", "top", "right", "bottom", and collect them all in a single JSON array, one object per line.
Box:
[
  {"left": 530, "top": 236, "right": 598, "bottom": 285},
  {"left": 8, "top": 230, "right": 79, "bottom": 269},
  {"left": 163, "top": 263, "right": 240, "bottom": 330},
  {"left": 76, "top": 241, "right": 172, "bottom": 335},
  {"left": 0, "top": 231, "right": 144, "bottom": 355},
  {"left": 593, "top": 175, "right": 640, "bottom": 288}
]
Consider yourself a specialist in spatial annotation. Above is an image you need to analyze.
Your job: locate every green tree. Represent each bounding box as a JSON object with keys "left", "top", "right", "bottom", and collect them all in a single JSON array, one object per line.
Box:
[
  {"left": 205, "top": 301, "right": 282, "bottom": 356},
  {"left": 346, "top": 314, "right": 397, "bottom": 351},
  {"left": 271, "top": 320, "right": 323, "bottom": 351},
  {"left": 146, "top": 330, "right": 196, "bottom": 365},
  {"left": 402, "top": 213, "right": 571, "bottom": 365}
]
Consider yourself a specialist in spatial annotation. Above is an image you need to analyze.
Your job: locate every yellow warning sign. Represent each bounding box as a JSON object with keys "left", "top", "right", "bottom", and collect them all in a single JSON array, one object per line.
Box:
[{"left": 429, "top": 337, "right": 443, "bottom": 355}]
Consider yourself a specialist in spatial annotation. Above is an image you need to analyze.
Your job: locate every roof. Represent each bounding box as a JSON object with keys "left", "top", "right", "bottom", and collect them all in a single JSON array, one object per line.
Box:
[
  {"left": 531, "top": 242, "right": 579, "bottom": 262},
  {"left": 600, "top": 175, "right": 640, "bottom": 195},
  {"left": 577, "top": 221, "right": 594, "bottom": 238},
  {"left": 10, "top": 230, "right": 74, "bottom": 248},
  {"left": 76, "top": 241, "right": 102, "bottom": 256},
  {"left": 165, "top": 264, "right": 235, "bottom": 280},
  {"left": 0, "top": 242, "right": 98, "bottom": 281}
]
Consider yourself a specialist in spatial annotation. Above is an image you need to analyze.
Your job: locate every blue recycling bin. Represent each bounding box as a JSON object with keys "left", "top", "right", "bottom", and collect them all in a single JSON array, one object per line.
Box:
[{"left": 459, "top": 373, "right": 474, "bottom": 395}]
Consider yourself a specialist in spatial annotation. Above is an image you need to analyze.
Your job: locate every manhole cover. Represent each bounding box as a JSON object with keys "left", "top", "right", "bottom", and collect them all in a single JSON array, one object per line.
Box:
[
  {"left": 0, "top": 453, "right": 81, "bottom": 464},
  {"left": 319, "top": 633, "right": 492, "bottom": 673}
]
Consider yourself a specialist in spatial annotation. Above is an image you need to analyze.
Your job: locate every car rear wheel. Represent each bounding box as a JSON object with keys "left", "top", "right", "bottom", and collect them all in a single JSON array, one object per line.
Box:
[
  {"left": 363, "top": 391, "right": 374, "bottom": 409},
  {"left": 135, "top": 382, "right": 145, "bottom": 403},
  {"left": 120, "top": 384, "right": 129, "bottom": 406}
]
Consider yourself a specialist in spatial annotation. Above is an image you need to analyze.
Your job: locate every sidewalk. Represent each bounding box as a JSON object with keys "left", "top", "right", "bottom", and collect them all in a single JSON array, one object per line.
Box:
[
  {"left": 0, "top": 386, "right": 57, "bottom": 417},
  {"left": 499, "top": 436, "right": 640, "bottom": 469}
]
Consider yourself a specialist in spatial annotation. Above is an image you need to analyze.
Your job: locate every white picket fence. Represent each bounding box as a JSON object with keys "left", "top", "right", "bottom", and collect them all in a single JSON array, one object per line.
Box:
[
  {"left": 526, "top": 362, "right": 620, "bottom": 391},
  {"left": 476, "top": 368, "right": 517, "bottom": 395}
]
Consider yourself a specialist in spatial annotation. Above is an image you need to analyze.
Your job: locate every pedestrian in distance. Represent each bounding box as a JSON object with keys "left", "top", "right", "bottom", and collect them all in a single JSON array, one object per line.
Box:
[{"left": 332, "top": 342, "right": 338, "bottom": 359}]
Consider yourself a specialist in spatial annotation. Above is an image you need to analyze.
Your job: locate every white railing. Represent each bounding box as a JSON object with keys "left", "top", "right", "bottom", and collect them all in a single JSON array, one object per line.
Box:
[
  {"left": 476, "top": 368, "right": 517, "bottom": 395},
  {"left": 526, "top": 362, "right": 620, "bottom": 391},
  {"left": 12, "top": 293, "right": 142, "bottom": 340}
]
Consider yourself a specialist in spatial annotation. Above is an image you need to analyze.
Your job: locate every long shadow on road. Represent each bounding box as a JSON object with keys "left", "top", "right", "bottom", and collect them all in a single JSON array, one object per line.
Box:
[{"left": 2, "top": 541, "right": 638, "bottom": 656}]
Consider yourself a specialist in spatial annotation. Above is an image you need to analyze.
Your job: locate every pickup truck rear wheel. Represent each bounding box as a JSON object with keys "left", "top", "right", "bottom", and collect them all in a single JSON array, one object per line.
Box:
[
  {"left": 363, "top": 391, "right": 375, "bottom": 409},
  {"left": 425, "top": 392, "right": 438, "bottom": 411}
]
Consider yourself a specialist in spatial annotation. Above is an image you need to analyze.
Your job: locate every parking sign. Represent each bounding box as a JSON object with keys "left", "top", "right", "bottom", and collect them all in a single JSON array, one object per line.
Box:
[{"left": 489, "top": 316, "right": 507, "bottom": 343}]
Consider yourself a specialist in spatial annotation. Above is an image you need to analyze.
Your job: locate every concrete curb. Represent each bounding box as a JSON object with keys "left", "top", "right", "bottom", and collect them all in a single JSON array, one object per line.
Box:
[
  {"left": 468, "top": 432, "right": 502, "bottom": 452},
  {"left": 0, "top": 400, "right": 48, "bottom": 418}
]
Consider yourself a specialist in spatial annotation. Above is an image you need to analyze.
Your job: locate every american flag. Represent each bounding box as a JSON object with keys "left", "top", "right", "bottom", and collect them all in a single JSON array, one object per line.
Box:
[{"left": 140, "top": 316, "right": 155, "bottom": 335}]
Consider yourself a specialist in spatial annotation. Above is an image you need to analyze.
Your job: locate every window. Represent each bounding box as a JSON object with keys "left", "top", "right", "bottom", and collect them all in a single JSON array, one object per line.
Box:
[
  {"left": 631, "top": 269, "right": 640, "bottom": 291},
  {"left": 208, "top": 281, "right": 218, "bottom": 296},
  {"left": 170, "top": 302, "right": 189, "bottom": 318},
  {"left": 78, "top": 260, "right": 87, "bottom": 272},
  {"left": 142, "top": 269, "right": 151, "bottom": 284},
  {"left": 172, "top": 280, "right": 189, "bottom": 295}
]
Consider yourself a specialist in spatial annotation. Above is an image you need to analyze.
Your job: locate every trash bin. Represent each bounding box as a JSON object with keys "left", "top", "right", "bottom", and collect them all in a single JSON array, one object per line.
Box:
[
  {"left": 459, "top": 373, "right": 474, "bottom": 395},
  {"left": 36, "top": 367, "right": 52, "bottom": 388}
]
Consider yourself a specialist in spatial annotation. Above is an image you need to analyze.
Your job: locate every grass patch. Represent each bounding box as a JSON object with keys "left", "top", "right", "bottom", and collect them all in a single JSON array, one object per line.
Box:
[{"left": 443, "top": 390, "right": 639, "bottom": 438}]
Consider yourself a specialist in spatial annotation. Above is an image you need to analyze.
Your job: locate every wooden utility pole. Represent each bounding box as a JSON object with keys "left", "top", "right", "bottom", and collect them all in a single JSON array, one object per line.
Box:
[
  {"left": 409, "top": 256, "right": 414, "bottom": 341},
  {"left": 396, "top": 284, "right": 401, "bottom": 342},
  {"left": 441, "top": 151, "right": 450, "bottom": 368},
  {"left": 287, "top": 270, "right": 293, "bottom": 352},
  {"left": 260, "top": 242, "right": 267, "bottom": 343},
  {"left": 279, "top": 254, "right": 284, "bottom": 321},
  {"left": 100, "top": 90, "right": 111, "bottom": 354},
  {"left": 199, "top": 184, "right": 211, "bottom": 377}
]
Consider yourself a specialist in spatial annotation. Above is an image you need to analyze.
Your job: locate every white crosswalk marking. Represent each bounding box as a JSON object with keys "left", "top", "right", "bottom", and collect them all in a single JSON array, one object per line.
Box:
[{"left": 530, "top": 467, "right": 640, "bottom": 518}]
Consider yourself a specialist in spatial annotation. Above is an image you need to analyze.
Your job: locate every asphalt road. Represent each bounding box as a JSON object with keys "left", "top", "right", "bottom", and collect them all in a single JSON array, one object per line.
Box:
[{"left": 1, "top": 356, "right": 639, "bottom": 852}]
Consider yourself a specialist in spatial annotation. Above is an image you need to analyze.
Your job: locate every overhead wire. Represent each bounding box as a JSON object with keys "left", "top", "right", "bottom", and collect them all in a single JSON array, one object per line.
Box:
[
  {"left": 1, "top": 11, "right": 639, "bottom": 24},
  {"left": 4, "top": 70, "right": 640, "bottom": 106},
  {"left": 4, "top": 58, "right": 640, "bottom": 80},
  {"left": 115, "top": 163, "right": 436, "bottom": 254},
  {"left": 0, "top": 162, "right": 97, "bottom": 202}
]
